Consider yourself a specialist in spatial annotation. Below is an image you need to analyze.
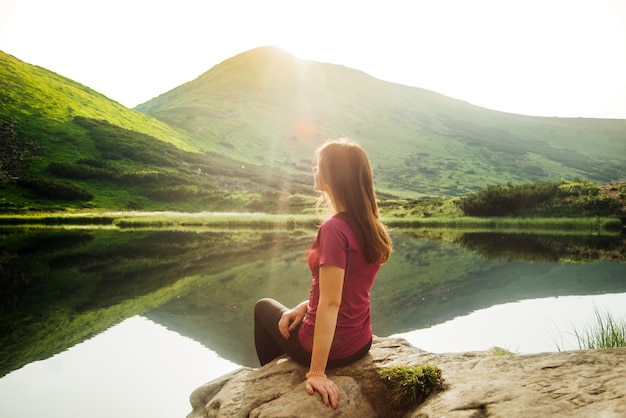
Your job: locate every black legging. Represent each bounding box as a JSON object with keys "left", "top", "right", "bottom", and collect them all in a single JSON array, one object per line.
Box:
[{"left": 254, "top": 298, "right": 371, "bottom": 368}]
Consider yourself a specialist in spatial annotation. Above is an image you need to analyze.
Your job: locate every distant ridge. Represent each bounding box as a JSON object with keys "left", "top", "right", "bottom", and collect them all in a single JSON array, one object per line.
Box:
[{"left": 137, "top": 46, "right": 626, "bottom": 197}]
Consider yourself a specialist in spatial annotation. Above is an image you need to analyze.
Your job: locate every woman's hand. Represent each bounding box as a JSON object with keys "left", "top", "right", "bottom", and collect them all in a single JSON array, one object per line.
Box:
[
  {"left": 306, "top": 375, "right": 339, "bottom": 409},
  {"left": 277, "top": 301, "right": 307, "bottom": 340}
]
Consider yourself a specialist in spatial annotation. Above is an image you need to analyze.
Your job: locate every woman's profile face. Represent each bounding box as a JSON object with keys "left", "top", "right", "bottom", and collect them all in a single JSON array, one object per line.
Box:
[{"left": 313, "top": 164, "right": 324, "bottom": 191}]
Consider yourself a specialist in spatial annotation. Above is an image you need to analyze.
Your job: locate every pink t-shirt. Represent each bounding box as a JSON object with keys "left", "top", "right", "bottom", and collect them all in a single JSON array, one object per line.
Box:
[{"left": 298, "top": 214, "right": 381, "bottom": 359}]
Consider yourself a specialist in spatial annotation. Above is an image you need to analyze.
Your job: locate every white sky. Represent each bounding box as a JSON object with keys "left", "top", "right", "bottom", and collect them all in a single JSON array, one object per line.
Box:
[{"left": 1, "top": 0, "right": 625, "bottom": 119}]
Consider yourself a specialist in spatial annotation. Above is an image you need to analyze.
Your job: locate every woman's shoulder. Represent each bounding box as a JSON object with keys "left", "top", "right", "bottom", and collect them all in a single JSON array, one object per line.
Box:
[
  {"left": 320, "top": 214, "right": 357, "bottom": 242},
  {"left": 322, "top": 213, "right": 350, "bottom": 230}
]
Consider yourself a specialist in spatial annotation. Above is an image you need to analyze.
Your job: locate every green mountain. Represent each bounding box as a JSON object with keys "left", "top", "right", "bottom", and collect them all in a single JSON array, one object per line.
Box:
[
  {"left": 1, "top": 46, "right": 625, "bottom": 213},
  {"left": 0, "top": 49, "right": 312, "bottom": 213},
  {"left": 137, "top": 46, "right": 626, "bottom": 197}
]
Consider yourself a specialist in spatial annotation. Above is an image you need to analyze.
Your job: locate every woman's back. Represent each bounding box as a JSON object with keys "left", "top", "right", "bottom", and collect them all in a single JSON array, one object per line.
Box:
[{"left": 299, "top": 214, "right": 380, "bottom": 358}]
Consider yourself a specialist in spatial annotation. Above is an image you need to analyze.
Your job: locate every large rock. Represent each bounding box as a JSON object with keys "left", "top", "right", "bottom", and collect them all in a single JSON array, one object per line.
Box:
[{"left": 187, "top": 337, "right": 626, "bottom": 417}]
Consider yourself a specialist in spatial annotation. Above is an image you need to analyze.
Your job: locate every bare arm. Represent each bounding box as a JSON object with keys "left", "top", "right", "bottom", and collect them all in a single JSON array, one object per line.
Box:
[{"left": 306, "top": 264, "right": 345, "bottom": 408}]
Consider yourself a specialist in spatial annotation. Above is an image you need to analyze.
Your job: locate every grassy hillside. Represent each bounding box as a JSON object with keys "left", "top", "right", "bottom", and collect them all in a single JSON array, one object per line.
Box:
[
  {"left": 1, "top": 46, "right": 625, "bottom": 213},
  {"left": 137, "top": 46, "right": 626, "bottom": 197},
  {"left": 0, "top": 50, "right": 313, "bottom": 213},
  {"left": 0, "top": 52, "right": 195, "bottom": 151}
]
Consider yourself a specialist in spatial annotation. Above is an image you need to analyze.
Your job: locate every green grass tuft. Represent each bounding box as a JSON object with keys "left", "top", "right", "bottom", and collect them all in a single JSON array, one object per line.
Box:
[
  {"left": 489, "top": 347, "right": 517, "bottom": 356},
  {"left": 378, "top": 364, "right": 444, "bottom": 405},
  {"left": 574, "top": 308, "right": 626, "bottom": 349}
]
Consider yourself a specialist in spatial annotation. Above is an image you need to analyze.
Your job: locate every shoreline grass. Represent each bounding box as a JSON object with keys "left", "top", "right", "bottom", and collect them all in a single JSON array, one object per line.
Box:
[
  {"left": 573, "top": 308, "right": 626, "bottom": 349},
  {"left": 383, "top": 216, "right": 623, "bottom": 232},
  {"left": 0, "top": 211, "right": 622, "bottom": 232},
  {"left": 554, "top": 307, "right": 626, "bottom": 351},
  {"left": 0, "top": 211, "right": 322, "bottom": 229}
]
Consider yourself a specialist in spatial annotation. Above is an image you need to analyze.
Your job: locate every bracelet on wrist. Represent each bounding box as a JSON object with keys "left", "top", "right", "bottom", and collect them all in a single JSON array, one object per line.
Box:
[{"left": 306, "top": 371, "right": 327, "bottom": 379}]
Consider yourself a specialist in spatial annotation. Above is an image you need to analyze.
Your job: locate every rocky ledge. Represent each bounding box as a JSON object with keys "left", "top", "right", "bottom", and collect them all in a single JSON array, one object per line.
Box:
[{"left": 187, "top": 336, "right": 626, "bottom": 417}]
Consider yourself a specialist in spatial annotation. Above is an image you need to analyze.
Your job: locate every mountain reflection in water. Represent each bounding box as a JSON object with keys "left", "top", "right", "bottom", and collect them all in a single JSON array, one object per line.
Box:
[{"left": 1, "top": 226, "right": 625, "bottom": 374}]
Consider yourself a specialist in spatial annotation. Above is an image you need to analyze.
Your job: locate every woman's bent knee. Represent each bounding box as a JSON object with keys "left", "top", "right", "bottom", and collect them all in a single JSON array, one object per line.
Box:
[{"left": 254, "top": 298, "right": 274, "bottom": 315}]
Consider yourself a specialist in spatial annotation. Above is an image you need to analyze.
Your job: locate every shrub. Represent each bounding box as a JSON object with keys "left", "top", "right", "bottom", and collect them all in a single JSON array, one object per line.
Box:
[
  {"left": 458, "top": 181, "right": 560, "bottom": 216},
  {"left": 48, "top": 162, "right": 117, "bottom": 180},
  {"left": 141, "top": 186, "right": 196, "bottom": 202},
  {"left": 76, "top": 158, "right": 107, "bottom": 169},
  {"left": 116, "top": 171, "right": 162, "bottom": 185},
  {"left": 458, "top": 180, "right": 623, "bottom": 217},
  {"left": 557, "top": 180, "right": 598, "bottom": 198},
  {"left": 17, "top": 177, "right": 93, "bottom": 200}
]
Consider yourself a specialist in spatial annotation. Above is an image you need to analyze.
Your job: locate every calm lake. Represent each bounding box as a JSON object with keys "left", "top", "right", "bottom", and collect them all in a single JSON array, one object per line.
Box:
[{"left": 0, "top": 224, "right": 625, "bottom": 417}]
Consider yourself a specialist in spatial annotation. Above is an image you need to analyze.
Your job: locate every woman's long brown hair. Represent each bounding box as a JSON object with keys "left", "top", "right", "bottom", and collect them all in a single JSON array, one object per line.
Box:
[{"left": 316, "top": 138, "right": 392, "bottom": 264}]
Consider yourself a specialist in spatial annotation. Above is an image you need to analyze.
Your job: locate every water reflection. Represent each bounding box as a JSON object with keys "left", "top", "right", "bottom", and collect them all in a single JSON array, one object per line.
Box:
[
  {"left": 370, "top": 230, "right": 626, "bottom": 336},
  {"left": 0, "top": 315, "right": 239, "bottom": 418},
  {"left": 393, "top": 292, "right": 626, "bottom": 353},
  {"left": 1, "top": 226, "right": 625, "bottom": 377},
  {"left": 0, "top": 227, "right": 313, "bottom": 375},
  {"left": 454, "top": 231, "right": 625, "bottom": 262}
]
